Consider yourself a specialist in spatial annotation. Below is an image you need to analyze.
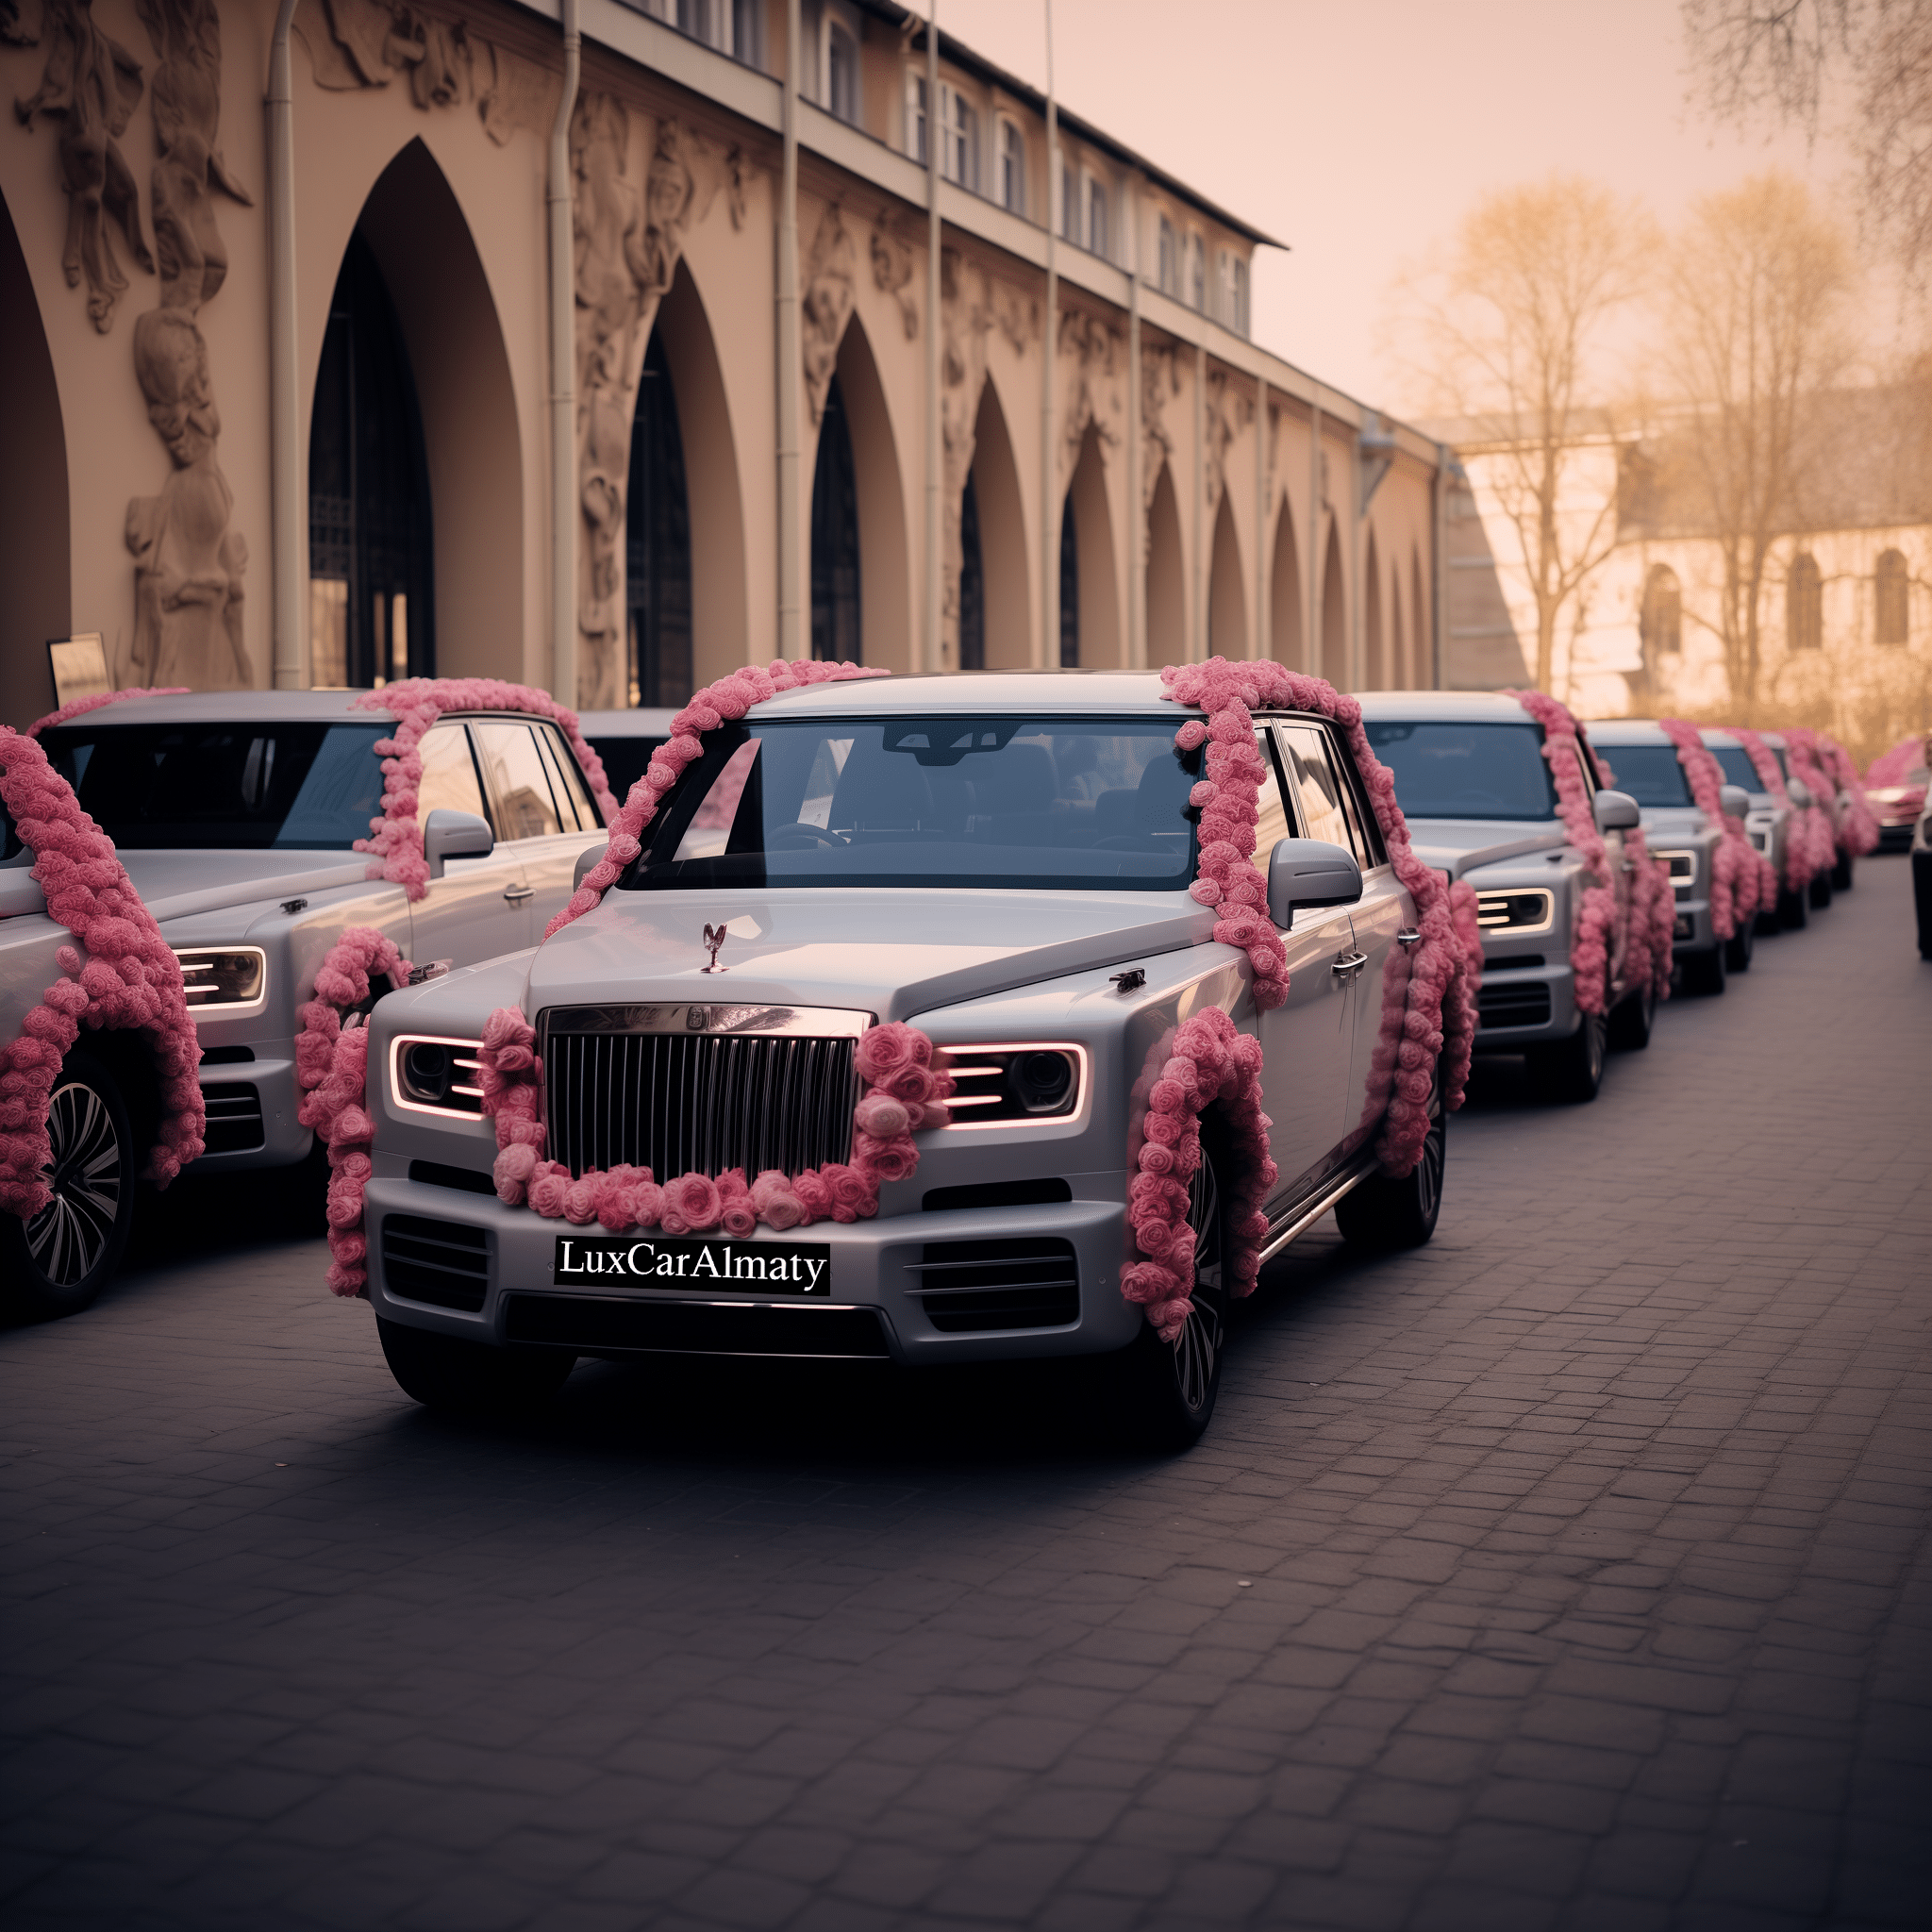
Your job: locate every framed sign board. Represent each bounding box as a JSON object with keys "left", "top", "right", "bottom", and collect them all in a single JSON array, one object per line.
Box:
[{"left": 47, "top": 635, "right": 111, "bottom": 708}]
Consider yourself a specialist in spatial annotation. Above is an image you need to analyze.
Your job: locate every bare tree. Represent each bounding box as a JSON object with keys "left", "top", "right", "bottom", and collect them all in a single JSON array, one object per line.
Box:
[
  {"left": 1396, "top": 176, "right": 1656, "bottom": 694},
  {"left": 1654, "top": 172, "right": 1855, "bottom": 704},
  {"left": 1683, "top": 1, "right": 1932, "bottom": 283}
]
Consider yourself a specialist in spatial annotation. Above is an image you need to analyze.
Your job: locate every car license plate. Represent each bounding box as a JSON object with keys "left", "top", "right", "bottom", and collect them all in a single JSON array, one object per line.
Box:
[{"left": 553, "top": 1234, "right": 832, "bottom": 1295}]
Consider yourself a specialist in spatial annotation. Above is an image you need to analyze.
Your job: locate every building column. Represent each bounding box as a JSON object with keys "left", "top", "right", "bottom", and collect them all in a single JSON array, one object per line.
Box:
[{"left": 775, "top": 0, "right": 803, "bottom": 659}]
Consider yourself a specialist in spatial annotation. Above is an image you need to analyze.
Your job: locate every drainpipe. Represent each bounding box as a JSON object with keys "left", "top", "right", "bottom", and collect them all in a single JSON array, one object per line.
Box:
[
  {"left": 548, "top": 0, "right": 581, "bottom": 703},
  {"left": 924, "top": 5, "right": 941, "bottom": 673},
  {"left": 1432, "top": 442, "right": 1447, "bottom": 690},
  {"left": 268, "top": 0, "right": 301, "bottom": 689},
  {"left": 1254, "top": 375, "right": 1267, "bottom": 660},
  {"left": 776, "top": 0, "right": 801, "bottom": 658},
  {"left": 1039, "top": 0, "right": 1055, "bottom": 672},
  {"left": 1307, "top": 387, "right": 1322, "bottom": 677},
  {"left": 1125, "top": 170, "right": 1141, "bottom": 668},
  {"left": 1192, "top": 339, "right": 1204, "bottom": 660}
]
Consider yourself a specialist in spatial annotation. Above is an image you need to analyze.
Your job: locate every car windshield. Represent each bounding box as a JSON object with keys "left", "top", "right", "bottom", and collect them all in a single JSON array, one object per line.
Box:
[
  {"left": 1710, "top": 745, "right": 1766, "bottom": 793},
  {"left": 1595, "top": 744, "right": 1691, "bottom": 807},
  {"left": 42, "top": 721, "right": 389, "bottom": 849},
  {"left": 1361, "top": 720, "right": 1557, "bottom": 821},
  {"left": 621, "top": 716, "right": 1202, "bottom": 892}
]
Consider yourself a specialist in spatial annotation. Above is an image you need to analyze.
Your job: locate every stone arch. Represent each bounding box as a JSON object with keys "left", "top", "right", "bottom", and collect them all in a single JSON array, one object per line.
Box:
[
  {"left": 1270, "top": 498, "right": 1303, "bottom": 670},
  {"left": 1364, "top": 531, "right": 1385, "bottom": 687},
  {"left": 1320, "top": 519, "right": 1346, "bottom": 682},
  {"left": 1063, "top": 422, "right": 1121, "bottom": 668},
  {"left": 653, "top": 259, "right": 747, "bottom": 695},
  {"left": 0, "top": 188, "right": 69, "bottom": 725},
  {"left": 810, "top": 310, "right": 910, "bottom": 671},
  {"left": 1208, "top": 492, "right": 1246, "bottom": 658},
  {"left": 969, "top": 372, "right": 1030, "bottom": 669},
  {"left": 342, "top": 139, "right": 523, "bottom": 684},
  {"left": 1146, "top": 460, "right": 1186, "bottom": 669}
]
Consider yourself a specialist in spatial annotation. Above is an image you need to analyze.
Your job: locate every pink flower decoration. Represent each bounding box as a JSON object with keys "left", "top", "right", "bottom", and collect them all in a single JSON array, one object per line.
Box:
[{"left": 665, "top": 1172, "right": 724, "bottom": 1230}]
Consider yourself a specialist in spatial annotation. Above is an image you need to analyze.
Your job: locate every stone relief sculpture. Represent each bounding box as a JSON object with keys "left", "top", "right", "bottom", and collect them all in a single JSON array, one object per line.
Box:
[
  {"left": 870, "top": 211, "right": 917, "bottom": 341},
  {"left": 801, "top": 201, "right": 855, "bottom": 426},
  {"left": 570, "top": 97, "right": 735, "bottom": 704},
  {"left": 2, "top": 0, "right": 37, "bottom": 47},
  {"left": 13, "top": 0, "right": 152, "bottom": 331},
  {"left": 125, "top": 307, "right": 248, "bottom": 687},
  {"left": 1058, "top": 308, "right": 1122, "bottom": 482},
  {"left": 137, "top": 0, "right": 250, "bottom": 312},
  {"left": 1141, "top": 340, "right": 1179, "bottom": 511},
  {"left": 991, "top": 280, "right": 1036, "bottom": 358},
  {"left": 1204, "top": 368, "right": 1255, "bottom": 511},
  {"left": 940, "top": 249, "right": 990, "bottom": 669}
]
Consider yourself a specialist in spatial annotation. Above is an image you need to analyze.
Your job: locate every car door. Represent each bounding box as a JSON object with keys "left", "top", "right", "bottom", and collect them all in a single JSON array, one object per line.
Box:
[
  {"left": 526, "top": 719, "right": 610, "bottom": 928},
  {"left": 405, "top": 721, "right": 533, "bottom": 971},
  {"left": 1255, "top": 723, "right": 1358, "bottom": 1209},
  {"left": 471, "top": 719, "right": 601, "bottom": 945}
]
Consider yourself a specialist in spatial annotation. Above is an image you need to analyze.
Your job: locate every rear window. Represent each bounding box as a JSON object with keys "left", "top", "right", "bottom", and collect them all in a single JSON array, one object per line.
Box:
[
  {"left": 1593, "top": 744, "right": 1692, "bottom": 807},
  {"left": 1710, "top": 746, "right": 1764, "bottom": 793},
  {"left": 1362, "top": 721, "right": 1557, "bottom": 822}
]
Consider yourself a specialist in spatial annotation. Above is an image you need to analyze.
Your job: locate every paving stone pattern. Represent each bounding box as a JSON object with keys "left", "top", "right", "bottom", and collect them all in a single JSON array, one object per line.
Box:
[{"left": 2, "top": 860, "right": 1928, "bottom": 1932}]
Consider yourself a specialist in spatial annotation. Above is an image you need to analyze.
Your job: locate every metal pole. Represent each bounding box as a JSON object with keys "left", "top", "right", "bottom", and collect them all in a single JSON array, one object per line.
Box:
[
  {"left": 1308, "top": 389, "right": 1322, "bottom": 679},
  {"left": 924, "top": 6, "right": 941, "bottom": 673},
  {"left": 1040, "top": 0, "right": 1056, "bottom": 672},
  {"left": 1254, "top": 375, "right": 1267, "bottom": 660},
  {"left": 548, "top": 0, "right": 581, "bottom": 703},
  {"left": 776, "top": 0, "right": 802, "bottom": 658},
  {"left": 1193, "top": 340, "right": 1205, "bottom": 660},
  {"left": 1126, "top": 171, "right": 1141, "bottom": 668},
  {"left": 267, "top": 0, "right": 301, "bottom": 690}
]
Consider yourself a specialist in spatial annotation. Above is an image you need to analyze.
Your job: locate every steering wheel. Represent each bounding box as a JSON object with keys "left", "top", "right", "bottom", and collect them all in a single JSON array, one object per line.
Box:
[{"left": 768, "top": 823, "right": 848, "bottom": 848}]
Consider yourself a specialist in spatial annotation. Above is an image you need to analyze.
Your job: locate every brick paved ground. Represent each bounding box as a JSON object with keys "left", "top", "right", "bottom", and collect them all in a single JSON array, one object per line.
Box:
[{"left": 2, "top": 858, "right": 1927, "bottom": 1932}]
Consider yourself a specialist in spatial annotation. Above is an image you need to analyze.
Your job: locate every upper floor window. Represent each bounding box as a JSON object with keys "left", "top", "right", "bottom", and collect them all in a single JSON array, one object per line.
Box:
[
  {"left": 629, "top": 0, "right": 758, "bottom": 66},
  {"left": 1641, "top": 563, "right": 1682, "bottom": 660},
  {"left": 1086, "top": 176, "right": 1109, "bottom": 259},
  {"left": 1788, "top": 552, "right": 1823, "bottom": 652},
  {"left": 826, "top": 21, "right": 858, "bottom": 124},
  {"left": 1158, "top": 216, "right": 1177, "bottom": 297},
  {"left": 998, "top": 120, "right": 1025, "bottom": 216},
  {"left": 941, "top": 84, "right": 977, "bottom": 190},
  {"left": 1060, "top": 158, "right": 1080, "bottom": 243},
  {"left": 1188, "top": 233, "right": 1206, "bottom": 311},
  {"left": 1217, "top": 248, "right": 1250, "bottom": 335},
  {"left": 1875, "top": 547, "right": 1910, "bottom": 644}
]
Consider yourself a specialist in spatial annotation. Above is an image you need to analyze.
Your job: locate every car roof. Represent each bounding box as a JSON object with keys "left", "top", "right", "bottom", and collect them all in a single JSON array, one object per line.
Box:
[
  {"left": 40, "top": 691, "right": 571, "bottom": 729},
  {"left": 578, "top": 708, "right": 678, "bottom": 735},
  {"left": 751, "top": 670, "right": 1179, "bottom": 719},
  {"left": 1581, "top": 719, "right": 1673, "bottom": 746},
  {"left": 1354, "top": 690, "right": 1538, "bottom": 725}
]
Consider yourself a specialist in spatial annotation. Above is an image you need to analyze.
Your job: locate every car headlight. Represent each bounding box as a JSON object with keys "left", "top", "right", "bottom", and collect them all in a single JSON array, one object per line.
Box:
[
  {"left": 172, "top": 945, "right": 267, "bottom": 1013},
  {"left": 1474, "top": 889, "right": 1555, "bottom": 935},
  {"left": 1652, "top": 849, "right": 1698, "bottom": 888},
  {"left": 391, "top": 1035, "right": 488, "bottom": 1119},
  {"left": 939, "top": 1043, "right": 1087, "bottom": 1125}
]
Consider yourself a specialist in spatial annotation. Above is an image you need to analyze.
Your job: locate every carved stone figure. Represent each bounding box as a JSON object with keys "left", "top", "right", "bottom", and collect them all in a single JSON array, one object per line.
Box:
[
  {"left": 125, "top": 307, "right": 250, "bottom": 688},
  {"left": 940, "top": 250, "right": 991, "bottom": 668},
  {"left": 1058, "top": 308, "right": 1122, "bottom": 481},
  {"left": 991, "top": 280, "right": 1036, "bottom": 357},
  {"left": 801, "top": 201, "right": 856, "bottom": 425},
  {"left": 2, "top": 1, "right": 38, "bottom": 48},
  {"left": 136, "top": 0, "right": 249, "bottom": 313},
  {"left": 1141, "top": 340, "right": 1179, "bottom": 512},
  {"left": 14, "top": 0, "right": 152, "bottom": 331},
  {"left": 870, "top": 211, "right": 916, "bottom": 340},
  {"left": 475, "top": 39, "right": 559, "bottom": 146},
  {"left": 1204, "top": 368, "right": 1255, "bottom": 511}
]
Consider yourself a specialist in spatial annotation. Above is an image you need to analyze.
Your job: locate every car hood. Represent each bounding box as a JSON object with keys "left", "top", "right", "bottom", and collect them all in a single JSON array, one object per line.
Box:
[
  {"left": 115, "top": 849, "right": 373, "bottom": 924},
  {"left": 524, "top": 887, "right": 1219, "bottom": 1023},
  {"left": 1404, "top": 819, "right": 1570, "bottom": 880}
]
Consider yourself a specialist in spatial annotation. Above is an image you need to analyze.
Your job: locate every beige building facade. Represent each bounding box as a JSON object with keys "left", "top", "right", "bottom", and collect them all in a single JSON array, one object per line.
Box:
[{"left": 0, "top": 0, "right": 1467, "bottom": 730}]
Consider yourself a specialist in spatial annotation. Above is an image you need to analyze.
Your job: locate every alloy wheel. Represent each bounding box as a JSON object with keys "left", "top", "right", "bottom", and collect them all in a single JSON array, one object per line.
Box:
[
  {"left": 1172, "top": 1151, "right": 1225, "bottom": 1416},
  {"left": 25, "top": 1081, "right": 125, "bottom": 1289}
]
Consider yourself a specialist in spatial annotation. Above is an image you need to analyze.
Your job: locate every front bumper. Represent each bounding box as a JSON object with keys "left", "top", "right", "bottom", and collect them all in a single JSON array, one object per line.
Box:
[
  {"left": 363, "top": 1174, "right": 1143, "bottom": 1366},
  {"left": 1472, "top": 956, "right": 1578, "bottom": 1051},
  {"left": 1672, "top": 895, "right": 1716, "bottom": 958},
  {"left": 192, "top": 1056, "right": 312, "bottom": 1170}
]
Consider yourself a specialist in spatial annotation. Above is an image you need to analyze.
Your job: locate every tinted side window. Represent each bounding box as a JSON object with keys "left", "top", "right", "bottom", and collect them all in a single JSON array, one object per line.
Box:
[
  {"left": 536, "top": 722, "right": 597, "bottom": 830},
  {"left": 1254, "top": 728, "right": 1293, "bottom": 879},
  {"left": 474, "top": 722, "right": 562, "bottom": 840},
  {"left": 1327, "top": 728, "right": 1388, "bottom": 869},
  {"left": 1274, "top": 724, "right": 1352, "bottom": 855},
  {"left": 416, "top": 724, "right": 487, "bottom": 825}
]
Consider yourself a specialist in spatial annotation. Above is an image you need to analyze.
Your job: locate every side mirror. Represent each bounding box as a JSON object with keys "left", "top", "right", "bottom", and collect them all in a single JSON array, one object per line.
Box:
[
  {"left": 572, "top": 842, "right": 607, "bottom": 892},
  {"left": 422, "top": 808, "right": 493, "bottom": 880},
  {"left": 1265, "top": 838, "right": 1363, "bottom": 926},
  {"left": 1592, "top": 789, "right": 1641, "bottom": 833},
  {"left": 1719, "top": 784, "right": 1752, "bottom": 821},
  {"left": 1785, "top": 777, "right": 1813, "bottom": 809}
]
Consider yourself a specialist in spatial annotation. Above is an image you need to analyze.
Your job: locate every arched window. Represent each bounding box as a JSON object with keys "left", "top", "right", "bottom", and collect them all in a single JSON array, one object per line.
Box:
[
  {"left": 1058, "top": 491, "right": 1079, "bottom": 667},
  {"left": 1788, "top": 553, "right": 1822, "bottom": 652},
  {"left": 810, "top": 375, "right": 860, "bottom": 661},
  {"left": 625, "top": 329, "right": 691, "bottom": 708},
  {"left": 308, "top": 230, "right": 433, "bottom": 689},
  {"left": 958, "top": 473, "right": 984, "bottom": 671},
  {"left": 1875, "top": 547, "right": 1909, "bottom": 645},
  {"left": 1157, "top": 217, "right": 1177, "bottom": 298},
  {"left": 1639, "top": 563, "right": 1681, "bottom": 668}
]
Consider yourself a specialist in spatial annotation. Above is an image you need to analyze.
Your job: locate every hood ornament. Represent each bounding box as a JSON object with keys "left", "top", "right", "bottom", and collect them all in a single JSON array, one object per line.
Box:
[{"left": 701, "top": 923, "right": 728, "bottom": 974}]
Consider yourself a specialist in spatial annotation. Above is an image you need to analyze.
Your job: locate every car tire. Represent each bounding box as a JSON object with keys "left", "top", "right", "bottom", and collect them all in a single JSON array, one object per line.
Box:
[
  {"left": 1724, "top": 916, "right": 1755, "bottom": 974},
  {"left": 1832, "top": 849, "right": 1854, "bottom": 891},
  {"left": 1809, "top": 869, "right": 1833, "bottom": 910},
  {"left": 1681, "top": 943, "right": 1727, "bottom": 996},
  {"left": 376, "top": 1316, "right": 576, "bottom": 1418},
  {"left": 1607, "top": 979, "right": 1656, "bottom": 1051},
  {"left": 1531, "top": 1007, "right": 1607, "bottom": 1103},
  {"left": 0, "top": 1053, "right": 136, "bottom": 1321},
  {"left": 1108, "top": 1139, "right": 1226, "bottom": 1452},
  {"left": 1779, "top": 884, "right": 1809, "bottom": 929},
  {"left": 1335, "top": 1065, "right": 1444, "bottom": 1252}
]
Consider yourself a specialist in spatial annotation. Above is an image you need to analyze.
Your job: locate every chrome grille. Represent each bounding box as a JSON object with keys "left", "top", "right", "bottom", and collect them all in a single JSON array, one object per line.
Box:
[{"left": 542, "top": 1017, "right": 862, "bottom": 1179}]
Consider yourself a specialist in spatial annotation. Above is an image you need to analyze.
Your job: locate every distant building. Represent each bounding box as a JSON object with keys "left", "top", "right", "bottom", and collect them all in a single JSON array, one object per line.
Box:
[{"left": 0, "top": 0, "right": 1474, "bottom": 724}]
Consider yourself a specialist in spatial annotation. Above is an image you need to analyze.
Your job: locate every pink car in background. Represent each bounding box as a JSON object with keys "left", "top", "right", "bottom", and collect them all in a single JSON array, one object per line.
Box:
[{"left": 1865, "top": 736, "right": 1929, "bottom": 854}]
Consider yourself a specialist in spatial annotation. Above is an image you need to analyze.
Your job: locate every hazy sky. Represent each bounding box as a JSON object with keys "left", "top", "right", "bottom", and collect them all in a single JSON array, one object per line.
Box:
[{"left": 940, "top": 0, "right": 1852, "bottom": 414}]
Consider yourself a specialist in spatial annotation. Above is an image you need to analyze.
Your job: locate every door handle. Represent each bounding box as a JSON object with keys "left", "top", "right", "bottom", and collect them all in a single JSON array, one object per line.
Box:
[
  {"left": 502, "top": 884, "right": 534, "bottom": 903},
  {"left": 1396, "top": 927, "right": 1423, "bottom": 948},
  {"left": 1331, "top": 949, "right": 1369, "bottom": 981}
]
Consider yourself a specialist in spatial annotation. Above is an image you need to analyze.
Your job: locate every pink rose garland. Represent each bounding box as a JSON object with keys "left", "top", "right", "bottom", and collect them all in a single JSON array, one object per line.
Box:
[
  {"left": 294, "top": 926, "right": 412, "bottom": 1295},
  {"left": 1657, "top": 718, "right": 1763, "bottom": 943},
  {"left": 350, "top": 679, "right": 621, "bottom": 904},
  {"left": 0, "top": 727, "right": 205, "bottom": 1218},
  {"left": 1815, "top": 735, "right": 1879, "bottom": 858},
  {"left": 1729, "top": 727, "right": 1822, "bottom": 898}
]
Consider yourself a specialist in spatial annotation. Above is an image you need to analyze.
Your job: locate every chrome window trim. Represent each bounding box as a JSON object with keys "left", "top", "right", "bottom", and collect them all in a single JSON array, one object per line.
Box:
[
  {"left": 172, "top": 943, "right": 268, "bottom": 1021},
  {"left": 935, "top": 1040, "right": 1091, "bottom": 1132},
  {"left": 390, "top": 1032, "right": 489, "bottom": 1120}
]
